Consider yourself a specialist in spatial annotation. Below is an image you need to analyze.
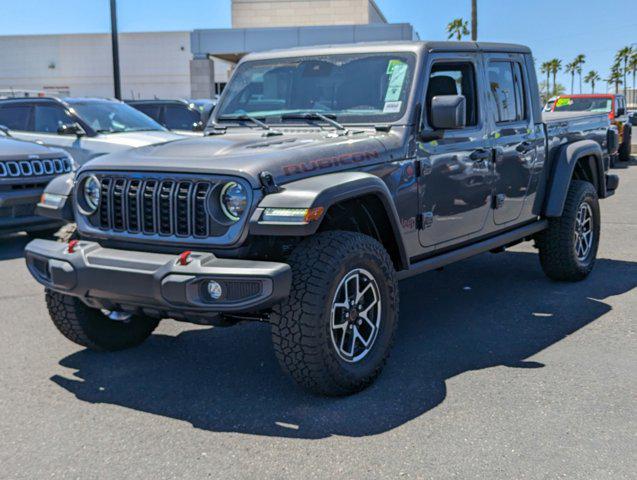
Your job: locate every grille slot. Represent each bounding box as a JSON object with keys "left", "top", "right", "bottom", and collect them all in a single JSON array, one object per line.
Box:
[{"left": 92, "top": 175, "right": 221, "bottom": 240}]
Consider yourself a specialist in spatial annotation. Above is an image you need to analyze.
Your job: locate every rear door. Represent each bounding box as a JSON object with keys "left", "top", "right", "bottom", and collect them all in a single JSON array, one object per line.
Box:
[
  {"left": 484, "top": 53, "right": 537, "bottom": 225},
  {"left": 417, "top": 52, "right": 495, "bottom": 248}
]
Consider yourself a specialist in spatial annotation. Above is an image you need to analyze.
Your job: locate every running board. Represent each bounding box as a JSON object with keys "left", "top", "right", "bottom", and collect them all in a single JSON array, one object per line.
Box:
[{"left": 397, "top": 220, "right": 548, "bottom": 280}]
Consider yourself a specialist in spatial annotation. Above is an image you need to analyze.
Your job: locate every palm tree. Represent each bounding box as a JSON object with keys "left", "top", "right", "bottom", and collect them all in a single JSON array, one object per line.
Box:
[
  {"left": 608, "top": 65, "right": 623, "bottom": 94},
  {"left": 573, "top": 54, "right": 586, "bottom": 93},
  {"left": 549, "top": 58, "right": 562, "bottom": 95},
  {"left": 447, "top": 18, "right": 469, "bottom": 41},
  {"left": 628, "top": 52, "right": 637, "bottom": 106},
  {"left": 615, "top": 46, "right": 633, "bottom": 95},
  {"left": 471, "top": 0, "right": 478, "bottom": 41},
  {"left": 565, "top": 61, "right": 577, "bottom": 94},
  {"left": 584, "top": 71, "right": 601, "bottom": 93},
  {"left": 540, "top": 61, "right": 552, "bottom": 98}
]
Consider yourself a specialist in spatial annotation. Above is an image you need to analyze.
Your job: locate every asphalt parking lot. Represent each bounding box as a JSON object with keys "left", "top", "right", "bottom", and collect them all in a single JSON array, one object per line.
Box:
[{"left": 1, "top": 161, "right": 635, "bottom": 480}]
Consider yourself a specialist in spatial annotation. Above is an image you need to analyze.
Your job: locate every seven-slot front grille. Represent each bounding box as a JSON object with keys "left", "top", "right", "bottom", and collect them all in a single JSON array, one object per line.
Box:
[
  {"left": 93, "top": 175, "right": 216, "bottom": 238},
  {"left": 0, "top": 158, "right": 72, "bottom": 178}
]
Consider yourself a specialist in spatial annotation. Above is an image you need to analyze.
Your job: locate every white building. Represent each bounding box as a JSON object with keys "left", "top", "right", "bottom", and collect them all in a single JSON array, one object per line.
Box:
[{"left": 0, "top": 0, "right": 415, "bottom": 99}]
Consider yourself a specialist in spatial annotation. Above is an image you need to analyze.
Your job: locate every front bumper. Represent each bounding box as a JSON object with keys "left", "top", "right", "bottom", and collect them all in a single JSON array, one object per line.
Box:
[
  {"left": 0, "top": 189, "right": 64, "bottom": 233},
  {"left": 25, "top": 239, "right": 292, "bottom": 316}
]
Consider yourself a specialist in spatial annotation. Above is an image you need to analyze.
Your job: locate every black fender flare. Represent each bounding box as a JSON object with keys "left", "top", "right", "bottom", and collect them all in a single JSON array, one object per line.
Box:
[
  {"left": 544, "top": 140, "right": 605, "bottom": 217},
  {"left": 249, "top": 171, "right": 409, "bottom": 269},
  {"left": 35, "top": 173, "right": 75, "bottom": 221}
]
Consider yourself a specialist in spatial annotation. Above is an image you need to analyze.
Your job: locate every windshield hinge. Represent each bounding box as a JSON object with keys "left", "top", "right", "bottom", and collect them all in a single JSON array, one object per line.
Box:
[{"left": 259, "top": 171, "right": 279, "bottom": 195}]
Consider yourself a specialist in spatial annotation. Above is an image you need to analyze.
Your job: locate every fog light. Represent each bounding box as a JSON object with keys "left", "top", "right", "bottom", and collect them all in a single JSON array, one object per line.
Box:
[{"left": 207, "top": 280, "right": 223, "bottom": 300}]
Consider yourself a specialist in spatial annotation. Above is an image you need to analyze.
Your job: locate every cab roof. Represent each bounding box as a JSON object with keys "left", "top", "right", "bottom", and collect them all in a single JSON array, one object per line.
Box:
[{"left": 243, "top": 40, "right": 531, "bottom": 62}]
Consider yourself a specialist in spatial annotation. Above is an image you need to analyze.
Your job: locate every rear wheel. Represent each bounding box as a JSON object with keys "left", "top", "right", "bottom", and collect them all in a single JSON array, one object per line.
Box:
[
  {"left": 271, "top": 231, "right": 398, "bottom": 396},
  {"left": 537, "top": 180, "right": 600, "bottom": 281},
  {"left": 46, "top": 290, "right": 159, "bottom": 351}
]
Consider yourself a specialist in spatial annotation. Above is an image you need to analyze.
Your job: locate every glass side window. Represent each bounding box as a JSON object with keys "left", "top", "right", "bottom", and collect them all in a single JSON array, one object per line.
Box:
[
  {"left": 133, "top": 104, "right": 161, "bottom": 123},
  {"left": 488, "top": 61, "right": 525, "bottom": 123},
  {"left": 34, "top": 105, "right": 73, "bottom": 133},
  {"left": 164, "top": 105, "right": 200, "bottom": 130},
  {"left": 0, "top": 105, "right": 32, "bottom": 131},
  {"left": 426, "top": 62, "right": 478, "bottom": 127}
]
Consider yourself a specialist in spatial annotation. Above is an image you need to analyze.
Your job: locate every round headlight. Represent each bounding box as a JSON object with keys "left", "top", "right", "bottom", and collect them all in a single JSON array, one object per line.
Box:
[
  {"left": 82, "top": 175, "right": 101, "bottom": 214},
  {"left": 220, "top": 181, "right": 247, "bottom": 221}
]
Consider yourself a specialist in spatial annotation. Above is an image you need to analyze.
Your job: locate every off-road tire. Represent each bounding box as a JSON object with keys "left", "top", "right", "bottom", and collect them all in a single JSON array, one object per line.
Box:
[
  {"left": 537, "top": 180, "right": 600, "bottom": 281},
  {"left": 45, "top": 290, "right": 159, "bottom": 351},
  {"left": 271, "top": 231, "right": 398, "bottom": 396}
]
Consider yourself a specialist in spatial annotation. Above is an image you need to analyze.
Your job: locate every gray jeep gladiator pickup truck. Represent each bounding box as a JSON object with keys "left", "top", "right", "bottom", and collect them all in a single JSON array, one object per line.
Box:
[
  {"left": 0, "top": 129, "right": 73, "bottom": 236},
  {"left": 24, "top": 42, "right": 620, "bottom": 396}
]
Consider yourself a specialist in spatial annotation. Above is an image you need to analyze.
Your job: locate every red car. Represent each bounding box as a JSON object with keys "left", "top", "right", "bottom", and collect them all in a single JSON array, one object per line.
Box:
[{"left": 552, "top": 94, "right": 631, "bottom": 162}]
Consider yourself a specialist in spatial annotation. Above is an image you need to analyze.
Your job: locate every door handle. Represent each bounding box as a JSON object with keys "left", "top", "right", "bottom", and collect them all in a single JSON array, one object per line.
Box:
[
  {"left": 470, "top": 149, "right": 491, "bottom": 162},
  {"left": 516, "top": 141, "right": 534, "bottom": 154}
]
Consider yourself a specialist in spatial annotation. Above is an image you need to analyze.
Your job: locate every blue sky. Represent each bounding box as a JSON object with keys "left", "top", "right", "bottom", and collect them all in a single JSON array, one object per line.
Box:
[{"left": 1, "top": 0, "right": 635, "bottom": 92}]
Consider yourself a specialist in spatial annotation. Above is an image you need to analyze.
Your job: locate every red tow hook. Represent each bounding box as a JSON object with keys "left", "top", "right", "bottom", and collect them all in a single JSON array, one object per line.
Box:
[
  {"left": 178, "top": 250, "right": 193, "bottom": 266},
  {"left": 67, "top": 239, "right": 79, "bottom": 254}
]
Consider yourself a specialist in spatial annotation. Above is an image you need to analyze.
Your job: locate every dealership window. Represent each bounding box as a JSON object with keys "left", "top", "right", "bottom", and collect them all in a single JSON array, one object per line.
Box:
[
  {"left": 488, "top": 61, "right": 526, "bottom": 123},
  {"left": 34, "top": 105, "right": 73, "bottom": 133},
  {"left": 0, "top": 105, "right": 32, "bottom": 131}
]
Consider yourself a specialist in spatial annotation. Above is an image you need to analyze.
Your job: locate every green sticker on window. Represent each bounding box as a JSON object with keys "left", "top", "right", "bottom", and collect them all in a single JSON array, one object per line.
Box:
[
  {"left": 556, "top": 98, "right": 573, "bottom": 107},
  {"left": 385, "top": 63, "right": 408, "bottom": 102},
  {"left": 386, "top": 59, "right": 405, "bottom": 75}
]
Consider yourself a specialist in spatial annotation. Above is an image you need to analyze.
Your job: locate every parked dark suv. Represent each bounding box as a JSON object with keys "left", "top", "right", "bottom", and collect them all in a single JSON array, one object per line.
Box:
[
  {"left": 0, "top": 128, "right": 73, "bottom": 236},
  {"left": 127, "top": 99, "right": 216, "bottom": 135}
]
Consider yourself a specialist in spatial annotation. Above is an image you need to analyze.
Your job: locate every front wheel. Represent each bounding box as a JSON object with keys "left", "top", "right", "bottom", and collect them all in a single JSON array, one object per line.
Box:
[
  {"left": 271, "top": 231, "right": 399, "bottom": 396},
  {"left": 46, "top": 290, "right": 159, "bottom": 351},
  {"left": 537, "top": 180, "right": 600, "bottom": 281}
]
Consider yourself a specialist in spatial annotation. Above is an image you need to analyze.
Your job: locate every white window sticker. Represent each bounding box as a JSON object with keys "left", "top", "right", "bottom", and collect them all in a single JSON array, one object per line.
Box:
[
  {"left": 383, "top": 101, "right": 402, "bottom": 113},
  {"left": 385, "top": 62, "right": 408, "bottom": 102}
]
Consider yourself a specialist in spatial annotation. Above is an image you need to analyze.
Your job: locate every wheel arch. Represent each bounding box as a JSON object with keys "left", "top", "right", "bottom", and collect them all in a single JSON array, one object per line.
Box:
[
  {"left": 249, "top": 172, "right": 409, "bottom": 270},
  {"left": 544, "top": 140, "right": 606, "bottom": 217}
]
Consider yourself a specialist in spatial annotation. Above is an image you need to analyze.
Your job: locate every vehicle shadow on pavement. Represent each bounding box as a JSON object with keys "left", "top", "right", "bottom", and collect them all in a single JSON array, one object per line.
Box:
[
  {"left": 0, "top": 234, "right": 29, "bottom": 260},
  {"left": 51, "top": 251, "right": 637, "bottom": 439}
]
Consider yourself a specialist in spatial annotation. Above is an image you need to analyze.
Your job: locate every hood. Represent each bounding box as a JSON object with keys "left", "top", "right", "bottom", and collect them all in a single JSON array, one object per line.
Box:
[
  {"left": 0, "top": 136, "right": 67, "bottom": 160},
  {"left": 97, "top": 130, "right": 184, "bottom": 148},
  {"left": 82, "top": 129, "right": 399, "bottom": 187}
]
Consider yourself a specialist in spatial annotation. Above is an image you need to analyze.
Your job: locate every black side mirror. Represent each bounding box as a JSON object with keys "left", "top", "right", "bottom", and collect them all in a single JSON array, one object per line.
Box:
[
  {"left": 616, "top": 107, "right": 626, "bottom": 117},
  {"left": 430, "top": 95, "right": 466, "bottom": 130},
  {"left": 192, "top": 121, "right": 205, "bottom": 132},
  {"left": 57, "top": 122, "right": 85, "bottom": 137}
]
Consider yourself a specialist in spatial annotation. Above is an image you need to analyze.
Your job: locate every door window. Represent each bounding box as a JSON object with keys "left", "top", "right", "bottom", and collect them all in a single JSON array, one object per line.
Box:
[
  {"left": 487, "top": 61, "right": 526, "bottom": 123},
  {"left": 0, "top": 105, "right": 32, "bottom": 130},
  {"left": 133, "top": 104, "right": 161, "bottom": 123},
  {"left": 34, "top": 105, "right": 73, "bottom": 133},
  {"left": 426, "top": 62, "right": 478, "bottom": 127},
  {"left": 164, "top": 105, "right": 200, "bottom": 130}
]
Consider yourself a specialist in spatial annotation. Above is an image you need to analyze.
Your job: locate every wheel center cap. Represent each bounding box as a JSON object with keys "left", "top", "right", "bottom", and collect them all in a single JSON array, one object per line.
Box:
[{"left": 349, "top": 308, "right": 359, "bottom": 322}]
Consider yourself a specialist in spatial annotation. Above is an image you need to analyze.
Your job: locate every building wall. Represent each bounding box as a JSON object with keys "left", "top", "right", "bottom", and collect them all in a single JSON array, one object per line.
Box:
[
  {"left": 232, "top": 0, "right": 386, "bottom": 28},
  {"left": 0, "top": 32, "right": 199, "bottom": 99}
]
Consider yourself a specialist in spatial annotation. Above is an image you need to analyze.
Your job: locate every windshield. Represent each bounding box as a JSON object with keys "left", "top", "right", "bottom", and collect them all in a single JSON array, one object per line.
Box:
[
  {"left": 215, "top": 52, "right": 416, "bottom": 124},
  {"left": 69, "top": 101, "right": 166, "bottom": 134},
  {"left": 553, "top": 97, "right": 612, "bottom": 113}
]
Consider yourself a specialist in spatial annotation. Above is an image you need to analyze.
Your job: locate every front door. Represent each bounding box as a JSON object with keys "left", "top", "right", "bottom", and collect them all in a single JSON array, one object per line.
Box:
[
  {"left": 484, "top": 54, "right": 537, "bottom": 225},
  {"left": 417, "top": 54, "right": 495, "bottom": 248}
]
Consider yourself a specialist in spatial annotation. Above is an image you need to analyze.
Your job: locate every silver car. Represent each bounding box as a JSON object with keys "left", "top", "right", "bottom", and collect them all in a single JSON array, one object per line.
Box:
[{"left": 0, "top": 97, "right": 183, "bottom": 165}]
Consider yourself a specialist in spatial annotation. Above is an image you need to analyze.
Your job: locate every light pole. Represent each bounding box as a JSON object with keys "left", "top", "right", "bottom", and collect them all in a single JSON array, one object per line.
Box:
[
  {"left": 110, "top": 0, "right": 121, "bottom": 99},
  {"left": 471, "top": 0, "right": 477, "bottom": 41}
]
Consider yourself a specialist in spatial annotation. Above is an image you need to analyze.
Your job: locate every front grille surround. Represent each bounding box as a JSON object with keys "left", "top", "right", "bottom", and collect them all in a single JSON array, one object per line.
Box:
[
  {"left": 75, "top": 171, "right": 253, "bottom": 247},
  {"left": 0, "top": 157, "right": 72, "bottom": 178}
]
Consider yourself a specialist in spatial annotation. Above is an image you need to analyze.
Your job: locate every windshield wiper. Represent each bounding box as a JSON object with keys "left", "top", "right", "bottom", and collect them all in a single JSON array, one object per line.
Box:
[
  {"left": 217, "top": 114, "right": 283, "bottom": 136},
  {"left": 281, "top": 112, "right": 348, "bottom": 132}
]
